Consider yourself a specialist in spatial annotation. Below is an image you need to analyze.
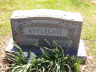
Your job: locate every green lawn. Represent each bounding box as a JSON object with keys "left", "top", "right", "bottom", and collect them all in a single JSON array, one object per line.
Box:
[{"left": 0, "top": 0, "right": 96, "bottom": 71}]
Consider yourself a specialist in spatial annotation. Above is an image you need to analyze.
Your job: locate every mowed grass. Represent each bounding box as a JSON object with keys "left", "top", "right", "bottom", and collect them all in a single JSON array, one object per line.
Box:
[{"left": 0, "top": 0, "right": 96, "bottom": 70}]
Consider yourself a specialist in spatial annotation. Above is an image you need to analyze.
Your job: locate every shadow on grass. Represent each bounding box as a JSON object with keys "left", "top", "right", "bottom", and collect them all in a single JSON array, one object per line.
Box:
[{"left": 69, "top": 0, "right": 90, "bottom": 8}]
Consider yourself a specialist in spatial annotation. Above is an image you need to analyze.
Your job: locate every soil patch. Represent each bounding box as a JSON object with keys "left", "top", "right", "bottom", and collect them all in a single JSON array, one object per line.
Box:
[{"left": 0, "top": 32, "right": 12, "bottom": 71}]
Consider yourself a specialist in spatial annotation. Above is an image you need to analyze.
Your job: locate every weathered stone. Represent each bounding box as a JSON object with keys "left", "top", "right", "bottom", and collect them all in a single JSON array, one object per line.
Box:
[{"left": 9, "top": 9, "right": 84, "bottom": 55}]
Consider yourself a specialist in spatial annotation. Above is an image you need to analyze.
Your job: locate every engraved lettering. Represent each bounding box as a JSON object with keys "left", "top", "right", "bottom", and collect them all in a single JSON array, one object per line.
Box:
[
  {"left": 56, "top": 29, "right": 59, "bottom": 35},
  {"left": 23, "top": 27, "right": 68, "bottom": 37},
  {"left": 33, "top": 28, "right": 36, "bottom": 33},
  {"left": 53, "top": 40, "right": 73, "bottom": 47},
  {"left": 60, "top": 29, "right": 63, "bottom": 35},
  {"left": 52, "top": 30, "right": 56, "bottom": 35},
  {"left": 19, "top": 38, "right": 39, "bottom": 45},
  {"left": 45, "top": 29, "right": 47, "bottom": 34},
  {"left": 37, "top": 28, "right": 40, "bottom": 33},
  {"left": 48, "top": 29, "right": 51, "bottom": 35},
  {"left": 41, "top": 29, "right": 44, "bottom": 34},
  {"left": 29, "top": 28, "right": 32, "bottom": 33}
]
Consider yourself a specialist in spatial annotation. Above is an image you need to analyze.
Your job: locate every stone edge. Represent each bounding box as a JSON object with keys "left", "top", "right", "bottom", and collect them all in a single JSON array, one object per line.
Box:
[
  {"left": 10, "top": 9, "right": 83, "bottom": 22},
  {"left": 5, "top": 38, "right": 14, "bottom": 52},
  {"left": 77, "top": 40, "right": 87, "bottom": 63}
]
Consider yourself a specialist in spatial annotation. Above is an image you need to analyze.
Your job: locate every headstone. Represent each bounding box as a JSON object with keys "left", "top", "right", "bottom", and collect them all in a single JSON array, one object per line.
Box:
[{"left": 7, "top": 9, "right": 84, "bottom": 56}]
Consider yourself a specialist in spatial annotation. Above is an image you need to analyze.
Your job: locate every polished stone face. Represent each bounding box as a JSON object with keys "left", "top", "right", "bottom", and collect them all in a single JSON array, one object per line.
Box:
[{"left": 10, "top": 9, "right": 83, "bottom": 53}]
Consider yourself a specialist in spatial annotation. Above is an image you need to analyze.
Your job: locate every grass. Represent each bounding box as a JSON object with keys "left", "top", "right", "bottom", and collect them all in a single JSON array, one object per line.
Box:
[
  {"left": 4, "top": 40, "right": 81, "bottom": 72},
  {"left": 0, "top": 0, "right": 96, "bottom": 71}
]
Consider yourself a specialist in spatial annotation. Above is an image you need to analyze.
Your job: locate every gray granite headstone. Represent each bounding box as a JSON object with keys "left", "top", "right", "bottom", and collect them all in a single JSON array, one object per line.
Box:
[{"left": 10, "top": 9, "right": 83, "bottom": 55}]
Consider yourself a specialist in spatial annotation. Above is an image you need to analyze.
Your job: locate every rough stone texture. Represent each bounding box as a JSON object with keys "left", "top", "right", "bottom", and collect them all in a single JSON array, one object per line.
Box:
[
  {"left": 11, "top": 9, "right": 83, "bottom": 22},
  {"left": 10, "top": 9, "right": 83, "bottom": 55}
]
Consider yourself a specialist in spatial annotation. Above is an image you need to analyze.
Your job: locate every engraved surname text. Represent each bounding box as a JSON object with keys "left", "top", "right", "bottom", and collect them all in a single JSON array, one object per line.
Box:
[{"left": 23, "top": 27, "right": 68, "bottom": 37}]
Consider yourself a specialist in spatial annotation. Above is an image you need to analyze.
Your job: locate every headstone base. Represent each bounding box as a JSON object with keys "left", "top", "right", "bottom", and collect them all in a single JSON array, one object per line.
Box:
[{"left": 5, "top": 38, "right": 87, "bottom": 63}]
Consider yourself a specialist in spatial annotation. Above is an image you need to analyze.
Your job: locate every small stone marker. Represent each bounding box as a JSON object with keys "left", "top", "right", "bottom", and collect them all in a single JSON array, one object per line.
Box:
[{"left": 6, "top": 9, "right": 86, "bottom": 59}]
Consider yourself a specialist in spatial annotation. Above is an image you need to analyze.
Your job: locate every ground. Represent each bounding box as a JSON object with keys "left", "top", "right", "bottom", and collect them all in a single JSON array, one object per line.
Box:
[
  {"left": 0, "top": 33, "right": 96, "bottom": 72},
  {"left": 0, "top": 33, "right": 12, "bottom": 72}
]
